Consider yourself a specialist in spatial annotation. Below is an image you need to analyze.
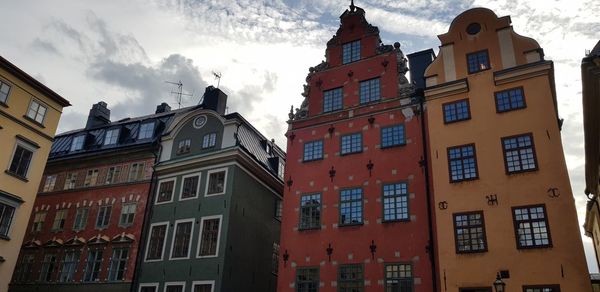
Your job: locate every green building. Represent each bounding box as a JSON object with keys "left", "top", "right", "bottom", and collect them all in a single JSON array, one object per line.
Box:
[{"left": 134, "top": 86, "right": 285, "bottom": 292}]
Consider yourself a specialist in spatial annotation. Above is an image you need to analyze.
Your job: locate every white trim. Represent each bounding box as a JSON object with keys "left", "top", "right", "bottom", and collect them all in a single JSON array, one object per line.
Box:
[
  {"left": 204, "top": 168, "right": 228, "bottom": 197},
  {"left": 169, "top": 218, "right": 195, "bottom": 260},
  {"left": 155, "top": 178, "right": 176, "bottom": 205},
  {"left": 163, "top": 281, "right": 186, "bottom": 292},
  {"left": 178, "top": 173, "right": 201, "bottom": 201},
  {"left": 196, "top": 215, "right": 223, "bottom": 258},
  {"left": 138, "top": 282, "right": 159, "bottom": 292},
  {"left": 192, "top": 280, "right": 215, "bottom": 292},
  {"left": 157, "top": 162, "right": 234, "bottom": 180},
  {"left": 144, "top": 221, "right": 170, "bottom": 262}
]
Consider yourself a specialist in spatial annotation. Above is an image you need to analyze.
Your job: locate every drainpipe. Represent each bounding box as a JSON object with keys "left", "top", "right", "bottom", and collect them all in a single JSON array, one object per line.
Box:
[
  {"left": 130, "top": 140, "right": 162, "bottom": 292},
  {"left": 418, "top": 93, "right": 438, "bottom": 292}
]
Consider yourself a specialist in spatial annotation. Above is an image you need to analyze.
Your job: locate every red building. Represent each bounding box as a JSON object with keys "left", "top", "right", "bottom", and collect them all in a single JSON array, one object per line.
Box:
[
  {"left": 9, "top": 102, "right": 181, "bottom": 292},
  {"left": 278, "top": 3, "right": 434, "bottom": 291}
]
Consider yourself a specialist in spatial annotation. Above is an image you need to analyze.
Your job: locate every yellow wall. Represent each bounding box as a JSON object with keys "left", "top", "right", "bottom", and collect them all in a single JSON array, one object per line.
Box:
[
  {"left": 425, "top": 8, "right": 590, "bottom": 291},
  {"left": 0, "top": 64, "right": 66, "bottom": 291}
]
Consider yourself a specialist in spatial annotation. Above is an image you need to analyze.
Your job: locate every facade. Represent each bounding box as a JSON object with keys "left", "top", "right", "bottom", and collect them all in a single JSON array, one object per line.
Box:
[
  {"left": 424, "top": 8, "right": 591, "bottom": 291},
  {"left": 583, "top": 40, "right": 600, "bottom": 271},
  {"left": 277, "top": 3, "right": 434, "bottom": 292},
  {"left": 0, "top": 56, "right": 71, "bottom": 291},
  {"left": 9, "top": 101, "right": 179, "bottom": 292},
  {"left": 135, "top": 86, "right": 285, "bottom": 292}
]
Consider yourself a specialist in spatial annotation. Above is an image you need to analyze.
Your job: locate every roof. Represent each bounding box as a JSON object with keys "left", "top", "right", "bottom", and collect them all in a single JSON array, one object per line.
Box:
[{"left": 0, "top": 56, "right": 71, "bottom": 107}]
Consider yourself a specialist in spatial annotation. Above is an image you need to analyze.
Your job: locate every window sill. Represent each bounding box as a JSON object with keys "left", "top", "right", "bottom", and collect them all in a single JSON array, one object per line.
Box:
[
  {"left": 467, "top": 67, "right": 492, "bottom": 75},
  {"left": 444, "top": 118, "right": 471, "bottom": 125},
  {"left": 339, "top": 222, "right": 364, "bottom": 227},
  {"left": 0, "top": 101, "right": 8, "bottom": 108},
  {"left": 22, "top": 115, "right": 46, "bottom": 128},
  {"left": 340, "top": 151, "right": 362, "bottom": 156},
  {"left": 382, "top": 218, "right": 410, "bottom": 223},
  {"left": 303, "top": 158, "right": 324, "bottom": 163},
  {"left": 506, "top": 168, "right": 538, "bottom": 175},
  {"left": 516, "top": 244, "right": 552, "bottom": 250},
  {"left": 380, "top": 143, "right": 406, "bottom": 150},
  {"left": 118, "top": 224, "right": 133, "bottom": 228},
  {"left": 0, "top": 234, "right": 10, "bottom": 241},
  {"left": 456, "top": 249, "right": 488, "bottom": 254},
  {"left": 5, "top": 170, "right": 29, "bottom": 182},
  {"left": 450, "top": 177, "right": 478, "bottom": 184},
  {"left": 298, "top": 227, "right": 321, "bottom": 231},
  {"left": 496, "top": 106, "right": 526, "bottom": 114}
]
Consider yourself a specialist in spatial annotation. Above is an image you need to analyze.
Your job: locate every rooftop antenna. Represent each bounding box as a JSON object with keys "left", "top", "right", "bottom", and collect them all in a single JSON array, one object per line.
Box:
[
  {"left": 165, "top": 80, "right": 194, "bottom": 109},
  {"left": 212, "top": 71, "right": 222, "bottom": 88}
]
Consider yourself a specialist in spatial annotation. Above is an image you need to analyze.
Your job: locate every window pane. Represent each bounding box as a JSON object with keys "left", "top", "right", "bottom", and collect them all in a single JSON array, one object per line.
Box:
[
  {"left": 513, "top": 205, "right": 551, "bottom": 248},
  {"left": 340, "top": 188, "right": 363, "bottom": 225},
  {"left": 199, "top": 218, "right": 221, "bottom": 256},
  {"left": 0, "top": 203, "right": 16, "bottom": 237},
  {"left": 381, "top": 125, "right": 405, "bottom": 148},
  {"left": 448, "top": 144, "right": 478, "bottom": 182},
  {"left": 207, "top": 171, "right": 226, "bottom": 195},
  {"left": 181, "top": 176, "right": 199, "bottom": 199},
  {"left": 360, "top": 78, "right": 380, "bottom": 103},
  {"left": 443, "top": 99, "right": 470, "bottom": 123},
  {"left": 9, "top": 145, "right": 33, "bottom": 177},
  {"left": 157, "top": 180, "right": 174, "bottom": 203},
  {"left": 147, "top": 224, "right": 167, "bottom": 260},
  {"left": 341, "top": 133, "right": 362, "bottom": 155},
  {"left": 343, "top": 40, "right": 361, "bottom": 64},
  {"left": 172, "top": 221, "right": 193, "bottom": 258},
  {"left": 383, "top": 183, "right": 409, "bottom": 221},
  {"left": 503, "top": 134, "right": 537, "bottom": 173},
  {"left": 467, "top": 50, "right": 490, "bottom": 73},
  {"left": 324, "top": 87, "right": 343, "bottom": 113},
  {"left": 300, "top": 194, "right": 321, "bottom": 230},
  {"left": 303, "top": 140, "right": 323, "bottom": 161},
  {"left": 454, "top": 212, "right": 487, "bottom": 252}
]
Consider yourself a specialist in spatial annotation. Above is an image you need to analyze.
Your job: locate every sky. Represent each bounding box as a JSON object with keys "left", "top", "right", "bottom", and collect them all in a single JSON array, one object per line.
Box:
[{"left": 1, "top": 0, "right": 599, "bottom": 272}]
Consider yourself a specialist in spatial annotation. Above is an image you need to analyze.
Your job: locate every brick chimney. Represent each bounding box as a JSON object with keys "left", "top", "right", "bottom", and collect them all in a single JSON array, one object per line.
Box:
[
  {"left": 85, "top": 101, "right": 110, "bottom": 129},
  {"left": 155, "top": 102, "right": 171, "bottom": 114}
]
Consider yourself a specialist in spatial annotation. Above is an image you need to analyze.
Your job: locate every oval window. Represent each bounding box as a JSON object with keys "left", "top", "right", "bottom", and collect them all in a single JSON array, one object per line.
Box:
[
  {"left": 466, "top": 23, "right": 481, "bottom": 35},
  {"left": 193, "top": 115, "right": 207, "bottom": 129}
]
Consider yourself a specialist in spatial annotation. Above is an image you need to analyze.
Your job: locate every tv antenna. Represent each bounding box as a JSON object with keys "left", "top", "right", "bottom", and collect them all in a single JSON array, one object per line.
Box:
[
  {"left": 165, "top": 80, "right": 194, "bottom": 109},
  {"left": 212, "top": 71, "right": 222, "bottom": 88}
]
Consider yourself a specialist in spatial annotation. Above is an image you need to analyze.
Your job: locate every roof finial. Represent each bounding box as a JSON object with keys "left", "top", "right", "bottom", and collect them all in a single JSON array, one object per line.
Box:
[{"left": 350, "top": 0, "right": 355, "bottom": 11}]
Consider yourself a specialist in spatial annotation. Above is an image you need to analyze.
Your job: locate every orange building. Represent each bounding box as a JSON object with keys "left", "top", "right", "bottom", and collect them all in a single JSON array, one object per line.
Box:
[{"left": 424, "top": 8, "right": 590, "bottom": 291}]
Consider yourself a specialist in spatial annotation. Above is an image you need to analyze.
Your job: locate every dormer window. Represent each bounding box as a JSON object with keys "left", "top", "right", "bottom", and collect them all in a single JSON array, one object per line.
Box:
[
  {"left": 138, "top": 122, "right": 155, "bottom": 139},
  {"left": 70, "top": 135, "right": 85, "bottom": 152},
  {"left": 342, "top": 40, "right": 361, "bottom": 64},
  {"left": 104, "top": 129, "right": 119, "bottom": 145}
]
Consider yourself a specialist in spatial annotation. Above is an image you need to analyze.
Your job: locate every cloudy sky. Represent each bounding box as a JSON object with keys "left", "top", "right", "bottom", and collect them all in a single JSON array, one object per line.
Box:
[{"left": 1, "top": 0, "right": 599, "bottom": 271}]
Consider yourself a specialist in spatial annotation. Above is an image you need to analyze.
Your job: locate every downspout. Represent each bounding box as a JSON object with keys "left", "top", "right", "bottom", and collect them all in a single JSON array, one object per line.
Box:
[
  {"left": 130, "top": 140, "right": 162, "bottom": 292},
  {"left": 419, "top": 93, "right": 438, "bottom": 292}
]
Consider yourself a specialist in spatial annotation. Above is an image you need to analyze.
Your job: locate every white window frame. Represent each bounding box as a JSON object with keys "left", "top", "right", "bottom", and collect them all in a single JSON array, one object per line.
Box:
[
  {"left": 196, "top": 215, "right": 223, "bottom": 259},
  {"left": 42, "top": 175, "right": 57, "bottom": 192},
  {"left": 205, "top": 168, "right": 228, "bottom": 197},
  {"left": 7, "top": 139, "right": 36, "bottom": 179},
  {"left": 51, "top": 209, "right": 68, "bottom": 231},
  {"left": 155, "top": 178, "right": 176, "bottom": 205},
  {"left": 192, "top": 280, "right": 215, "bottom": 292},
  {"left": 163, "top": 282, "right": 186, "bottom": 292},
  {"left": 32, "top": 211, "right": 46, "bottom": 232},
  {"left": 70, "top": 135, "right": 85, "bottom": 152},
  {"left": 104, "top": 128, "right": 120, "bottom": 145},
  {"left": 138, "top": 122, "right": 155, "bottom": 139},
  {"left": 72, "top": 207, "right": 88, "bottom": 231},
  {"left": 179, "top": 173, "right": 201, "bottom": 201},
  {"left": 64, "top": 172, "right": 77, "bottom": 190},
  {"left": 138, "top": 283, "right": 159, "bottom": 292},
  {"left": 169, "top": 218, "right": 195, "bottom": 260},
  {"left": 26, "top": 99, "right": 47, "bottom": 124},
  {"left": 119, "top": 203, "right": 137, "bottom": 227},
  {"left": 95, "top": 205, "right": 112, "bottom": 229},
  {"left": 144, "top": 221, "right": 169, "bottom": 262},
  {"left": 202, "top": 133, "right": 217, "bottom": 149}
]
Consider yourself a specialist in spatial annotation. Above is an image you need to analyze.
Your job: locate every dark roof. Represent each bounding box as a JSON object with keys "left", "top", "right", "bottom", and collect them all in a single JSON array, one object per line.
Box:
[
  {"left": 0, "top": 56, "right": 71, "bottom": 107},
  {"left": 591, "top": 40, "right": 600, "bottom": 56}
]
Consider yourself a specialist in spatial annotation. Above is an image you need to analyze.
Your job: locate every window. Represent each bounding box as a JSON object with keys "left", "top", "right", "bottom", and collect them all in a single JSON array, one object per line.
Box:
[
  {"left": 156, "top": 179, "right": 175, "bottom": 203},
  {"left": 303, "top": 140, "right": 323, "bottom": 162},
  {"left": 128, "top": 162, "right": 146, "bottom": 181},
  {"left": 467, "top": 50, "right": 490, "bottom": 73},
  {"left": 448, "top": 144, "right": 478, "bottom": 182},
  {"left": 495, "top": 87, "right": 526, "bottom": 112},
  {"left": 296, "top": 267, "right": 319, "bottom": 292},
  {"left": 180, "top": 174, "right": 200, "bottom": 200},
  {"left": 502, "top": 134, "right": 537, "bottom": 173},
  {"left": 272, "top": 242, "right": 280, "bottom": 275},
  {"left": 138, "top": 122, "right": 154, "bottom": 139},
  {"left": 26, "top": 99, "right": 47, "bottom": 124},
  {"left": 32, "top": 211, "right": 46, "bottom": 232},
  {"left": 58, "top": 251, "right": 79, "bottom": 282},
  {"left": 198, "top": 216, "right": 222, "bottom": 257},
  {"left": 165, "top": 283, "right": 185, "bottom": 292},
  {"left": 342, "top": 40, "right": 360, "bottom": 64},
  {"left": 0, "top": 80, "right": 10, "bottom": 103},
  {"left": 73, "top": 208, "right": 89, "bottom": 231},
  {"left": 108, "top": 247, "right": 129, "bottom": 281},
  {"left": 454, "top": 211, "right": 487, "bottom": 253},
  {"left": 84, "top": 169, "right": 99, "bottom": 187},
  {"left": 340, "top": 188, "right": 363, "bottom": 225},
  {"left": 8, "top": 143, "right": 33, "bottom": 178},
  {"left": 523, "top": 285, "right": 560, "bottom": 292},
  {"left": 206, "top": 169, "right": 227, "bottom": 196},
  {"left": 385, "top": 263, "right": 413, "bottom": 292},
  {"left": 104, "top": 129, "right": 120, "bottom": 145},
  {"left": 513, "top": 205, "right": 551, "bottom": 248},
  {"left": 278, "top": 160, "right": 285, "bottom": 179},
  {"left": 52, "top": 209, "right": 68, "bottom": 231},
  {"left": 299, "top": 194, "right": 321, "bottom": 230},
  {"left": 139, "top": 284, "right": 159, "bottom": 292},
  {"left": 145, "top": 222, "right": 168, "bottom": 261},
  {"left": 383, "top": 182, "right": 409, "bottom": 221},
  {"left": 359, "top": 78, "right": 380, "bottom": 104},
  {"left": 64, "top": 172, "right": 78, "bottom": 190},
  {"left": 0, "top": 203, "right": 15, "bottom": 238},
  {"left": 202, "top": 133, "right": 217, "bottom": 149},
  {"left": 323, "top": 87, "right": 343, "bottom": 113},
  {"left": 381, "top": 125, "right": 405, "bottom": 148},
  {"left": 96, "top": 205, "right": 112, "bottom": 229},
  {"left": 170, "top": 219, "right": 194, "bottom": 259},
  {"left": 341, "top": 133, "right": 362, "bottom": 155},
  {"left": 339, "top": 264, "right": 364, "bottom": 292},
  {"left": 14, "top": 254, "right": 35, "bottom": 282},
  {"left": 119, "top": 203, "right": 136, "bottom": 227},
  {"left": 275, "top": 199, "right": 283, "bottom": 221},
  {"left": 83, "top": 249, "right": 103, "bottom": 282},
  {"left": 443, "top": 99, "right": 471, "bottom": 123},
  {"left": 70, "top": 135, "right": 85, "bottom": 152},
  {"left": 42, "top": 175, "right": 57, "bottom": 192},
  {"left": 39, "top": 254, "right": 57, "bottom": 282},
  {"left": 105, "top": 166, "right": 121, "bottom": 184},
  {"left": 177, "top": 139, "right": 191, "bottom": 154},
  {"left": 193, "top": 281, "right": 215, "bottom": 292}
]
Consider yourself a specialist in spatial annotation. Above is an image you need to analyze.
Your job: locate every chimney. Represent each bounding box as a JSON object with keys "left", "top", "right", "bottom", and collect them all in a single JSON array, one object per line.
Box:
[
  {"left": 155, "top": 102, "right": 171, "bottom": 114},
  {"left": 407, "top": 49, "right": 436, "bottom": 91},
  {"left": 201, "top": 86, "right": 228, "bottom": 115},
  {"left": 85, "top": 101, "right": 111, "bottom": 129}
]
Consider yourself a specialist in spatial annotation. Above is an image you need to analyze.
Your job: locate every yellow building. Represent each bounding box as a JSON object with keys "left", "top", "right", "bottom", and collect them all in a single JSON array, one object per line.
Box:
[
  {"left": 0, "top": 56, "right": 70, "bottom": 291},
  {"left": 424, "top": 8, "right": 590, "bottom": 291}
]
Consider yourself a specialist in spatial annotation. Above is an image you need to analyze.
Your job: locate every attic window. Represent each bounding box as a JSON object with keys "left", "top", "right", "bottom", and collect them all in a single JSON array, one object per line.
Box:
[
  {"left": 104, "top": 129, "right": 119, "bottom": 145},
  {"left": 138, "top": 122, "right": 154, "bottom": 139},
  {"left": 70, "top": 135, "right": 85, "bottom": 152},
  {"left": 466, "top": 23, "right": 481, "bottom": 35}
]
